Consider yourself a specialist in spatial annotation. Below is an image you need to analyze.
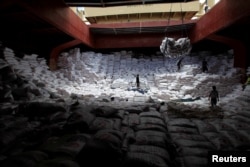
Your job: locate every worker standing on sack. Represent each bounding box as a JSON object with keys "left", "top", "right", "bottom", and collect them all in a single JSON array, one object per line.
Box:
[
  {"left": 209, "top": 86, "right": 219, "bottom": 108},
  {"left": 136, "top": 74, "right": 140, "bottom": 89},
  {"left": 202, "top": 59, "right": 208, "bottom": 73}
]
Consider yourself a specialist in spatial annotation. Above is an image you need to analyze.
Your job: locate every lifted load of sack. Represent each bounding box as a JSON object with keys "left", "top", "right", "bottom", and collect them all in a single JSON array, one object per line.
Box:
[{"left": 160, "top": 37, "right": 192, "bottom": 58}]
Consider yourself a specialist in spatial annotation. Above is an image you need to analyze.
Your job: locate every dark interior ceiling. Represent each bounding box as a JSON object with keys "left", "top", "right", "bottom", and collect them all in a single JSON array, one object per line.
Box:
[
  {"left": 0, "top": 3, "right": 74, "bottom": 58},
  {"left": 64, "top": 0, "right": 195, "bottom": 7}
]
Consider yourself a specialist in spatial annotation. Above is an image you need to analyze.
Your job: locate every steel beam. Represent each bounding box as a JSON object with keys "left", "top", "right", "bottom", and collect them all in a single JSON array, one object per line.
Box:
[
  {"left": 189, "top": 0, "right": 250, "bottom": 43},
  {"left": 207, "top": 34, "right": 247, "bottom": 69},
  {"left": 89, "top": 20, "right": 196, "bottom": 29},
  {"left": 92, "top": 21, "right": 194, "bottom": 49},
  {"left": 49, "top": 39, "right": 82, "bottom": 70},
  {"left": 94, "top": 32, "right": 182, "bottom": 49},
  {"left": 94, "top": 34, "right": 162, "bottom": 49},
  {"left": 18, "top": 0, "right": 94, "bottom": 47}
]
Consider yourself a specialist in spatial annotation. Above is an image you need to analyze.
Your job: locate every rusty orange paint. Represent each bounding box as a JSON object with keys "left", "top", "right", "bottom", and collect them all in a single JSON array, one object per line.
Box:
[{"left": 50, "top": 39, "right": 82, "bottom": 70}]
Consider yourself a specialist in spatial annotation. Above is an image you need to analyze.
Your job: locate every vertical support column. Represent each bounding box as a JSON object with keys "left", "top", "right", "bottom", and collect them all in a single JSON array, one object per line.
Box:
[
  {"left": 233, "top": 43, "right": 247, "bottom": 69},
  {"left": 49, "top": 39, "right": 82, "bottom": 71},
  {"left": 207, "top": 34, "right": 247, "bottom": 69},
  {"left": 189, "top": 0, "right": 250, "bottom": 43}
]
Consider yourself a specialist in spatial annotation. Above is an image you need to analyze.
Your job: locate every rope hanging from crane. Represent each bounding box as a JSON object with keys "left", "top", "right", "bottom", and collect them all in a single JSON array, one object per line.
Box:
[{"left": 160, "top": 1, "right": 192, "bottom": 58}]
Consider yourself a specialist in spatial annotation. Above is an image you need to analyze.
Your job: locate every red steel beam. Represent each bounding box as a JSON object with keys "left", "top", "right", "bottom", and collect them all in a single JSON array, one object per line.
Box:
[
  {"left": 189, "top": 0, "right": 250, "bottom": 43},
  {"left": 94, "top": 32, "right": 183, "bottom": 49},
  {"left": 207, "top": 34, "right": 247, "bottom": 69},
  {"left": 95, "top": 34, "right": 163, "bottom": 49},
  {"left": 89, "top": 20, "right": 196, "bottom": 29},
  {"left": 92, "top": 20, "right": 195, "bottom": 49},
  {"left": 49, "top": 39, "right": 82, "bottom": 70},
  {"left": 18, "top": 0, "right": 94, "bottom": 47}
]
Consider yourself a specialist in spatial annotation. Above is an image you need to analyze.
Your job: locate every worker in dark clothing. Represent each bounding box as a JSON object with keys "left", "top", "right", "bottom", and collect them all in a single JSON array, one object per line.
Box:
[
  {"left": 209, "top": 86, "right": 219, "bottom": 108},
  {"left": 202, "top": 59, "right": 208, "bottom": 72},
  {"left": 204, "top": 4, "right": 209, "bottom": 13},
  {"left": 136, "top": 74, "right": 140, "bottom": 89},
  {"left": 177, "top": 58, "right": 183, "bottom": 71}
]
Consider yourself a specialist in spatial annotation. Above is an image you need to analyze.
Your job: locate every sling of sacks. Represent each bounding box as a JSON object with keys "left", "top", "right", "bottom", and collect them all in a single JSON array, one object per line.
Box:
[{"left": 160, "top": 37, "right": 192, "bottom": 58}]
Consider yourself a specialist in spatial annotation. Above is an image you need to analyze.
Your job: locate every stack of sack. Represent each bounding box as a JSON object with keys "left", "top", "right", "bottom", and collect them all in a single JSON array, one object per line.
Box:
[{"left": 1, "top": 41, "right": 250, "bottom": 167}]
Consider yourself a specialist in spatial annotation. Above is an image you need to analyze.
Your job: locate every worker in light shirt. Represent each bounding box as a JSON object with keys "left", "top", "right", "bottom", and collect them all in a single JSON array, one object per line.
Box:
[{"left": 242, "top": 74, "right": 250, "bottom": 91}]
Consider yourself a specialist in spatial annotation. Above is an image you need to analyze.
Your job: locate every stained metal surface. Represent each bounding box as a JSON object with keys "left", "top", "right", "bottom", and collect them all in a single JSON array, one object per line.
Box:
[
  {"left": 64, "top": 0, "right": 195, "bottom": 7},
  {"left": 90, "top": 22, "right": 195, "bottom": 35}
]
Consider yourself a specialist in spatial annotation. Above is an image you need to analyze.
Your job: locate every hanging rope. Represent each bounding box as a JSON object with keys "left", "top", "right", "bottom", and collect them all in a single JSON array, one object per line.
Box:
[
  {"left": 164, "top": 3, "right": 172, "bottom": 37},
  {"left": 180, "top": 1, "right": 188, "bottom": 38},
  {"left": 179, "top": 0, "right": 191, "bottom": 58},
  {"left": 162, "top": 3, "right": 172, "bottom": 56},
  {"left": 160, "top": 1, "right": 192, "bottom": 58},
  {"left": 160, "top": 2, "right": 175, "bottom": 58},
  {"left": 180, "top": 2, "right": 184, "bottom": 37}
]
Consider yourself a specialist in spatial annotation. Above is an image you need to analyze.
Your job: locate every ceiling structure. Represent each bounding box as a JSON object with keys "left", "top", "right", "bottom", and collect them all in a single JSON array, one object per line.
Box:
[
  {"left": 0, "top": 0, "right": 201, "bottom": 55},
  {"left": 64, "top": 0, "right": 197, "bottom": 7},
  {"left": 72, "top": 0, "right": 201, "bottom": 35},
  {"left": 0, "top": 0, "right": 250, "bottom": 69},
  {"left": 89, "top": 21, "right": 196, "bottom": 36},
  {"left": 83, "top": 1, "right": 199, "bottom": 24}
]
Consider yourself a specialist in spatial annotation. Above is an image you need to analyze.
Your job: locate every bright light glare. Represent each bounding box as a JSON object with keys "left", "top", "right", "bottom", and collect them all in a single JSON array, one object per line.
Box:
[
  {"left": 77, "top": 7, "right": 85, "bottom": 11},
  {"left": 215, "top": 0, "right": 220, "bottom": 4}
]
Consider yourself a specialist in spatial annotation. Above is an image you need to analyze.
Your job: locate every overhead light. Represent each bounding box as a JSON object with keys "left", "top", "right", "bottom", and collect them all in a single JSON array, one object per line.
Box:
[
  {"left": 215, "top": 0, "right": 220, "bottom": 4},
  {"left": 77, "top": 7, "right": 85, "bottom": 11},
  {"left": 199, "top": 0, "right": 206, "bottom": 4}
]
